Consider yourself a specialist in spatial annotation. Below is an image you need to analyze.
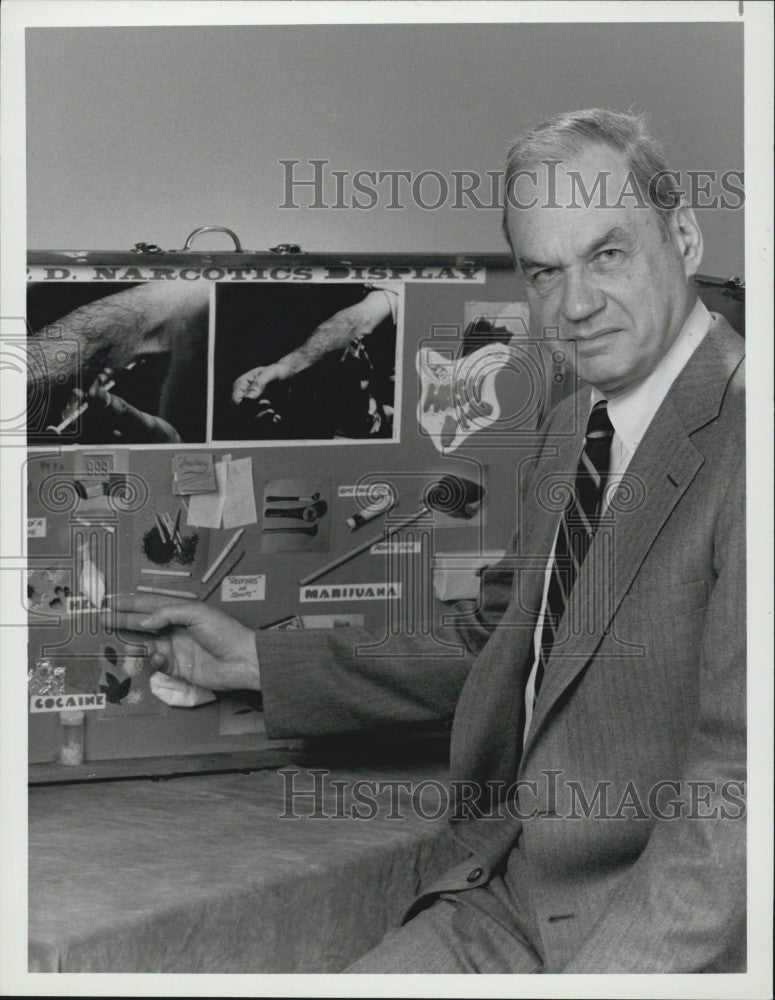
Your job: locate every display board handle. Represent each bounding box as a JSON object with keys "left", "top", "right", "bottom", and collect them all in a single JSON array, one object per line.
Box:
[{"left": 180, "top": 227, "right": 244, "bottom": 252}]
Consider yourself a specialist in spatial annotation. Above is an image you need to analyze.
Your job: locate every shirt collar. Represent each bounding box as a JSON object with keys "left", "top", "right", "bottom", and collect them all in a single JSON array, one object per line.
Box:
[{"left": 591, "top": 298, "right": 712, "bottom": 453}]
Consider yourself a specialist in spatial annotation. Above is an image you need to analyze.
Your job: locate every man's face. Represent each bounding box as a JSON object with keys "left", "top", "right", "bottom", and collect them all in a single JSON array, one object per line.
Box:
[{"left": 506, "top": 145, "right": 699, "bottom": 396}]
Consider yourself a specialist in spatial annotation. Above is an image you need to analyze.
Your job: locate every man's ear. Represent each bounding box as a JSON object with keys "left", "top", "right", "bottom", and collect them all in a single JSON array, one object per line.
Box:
[{"left": 669, "top": 206, "right": 704, "bottom": 278}]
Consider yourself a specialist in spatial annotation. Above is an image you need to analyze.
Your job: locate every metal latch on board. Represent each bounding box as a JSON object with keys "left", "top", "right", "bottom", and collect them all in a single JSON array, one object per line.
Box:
[{"left": 130, "top": 242, "right": 163, "bottom": 254}]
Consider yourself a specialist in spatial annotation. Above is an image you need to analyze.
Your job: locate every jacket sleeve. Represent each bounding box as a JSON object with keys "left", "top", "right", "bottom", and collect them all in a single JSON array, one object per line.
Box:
[
  {"left": 257, "top": 409, "right": 557, "bottom": 740},
  {"left": 563, "top": 453, "right": 747, "bottom": 973},
  {"left": 257, "top": 539, "right": 520, "bottom": 739}
]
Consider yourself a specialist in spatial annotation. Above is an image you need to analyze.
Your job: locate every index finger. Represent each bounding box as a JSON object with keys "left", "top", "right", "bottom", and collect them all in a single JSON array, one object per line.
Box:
[
  {"left": 100, "top": 608, "right": 162, "bottom": 634},
  {"left": 103, "top": 595, "right": 200, "bottom": 633},
  {"left": 107, "top": 594, "right": 172, "bottom": 614},
  {"left": 96, "top": 611, "right": 158, "bottom": 648}
]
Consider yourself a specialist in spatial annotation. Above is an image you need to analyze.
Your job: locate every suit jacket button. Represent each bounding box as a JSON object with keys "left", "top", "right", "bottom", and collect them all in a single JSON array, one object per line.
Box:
[{"left": 466, "top": 867, "right": 483, "bottom": 883}]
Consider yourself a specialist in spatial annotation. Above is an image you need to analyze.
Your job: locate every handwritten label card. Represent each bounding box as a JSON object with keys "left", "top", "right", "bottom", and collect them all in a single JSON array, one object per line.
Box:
[
  {"left": 338, "top": 484, "right": 373, "bottom": 499},
  {"left": 172, "top": 453, "right": 216, "bottom": 494},
  {"left": 370, "top": 540, "right": 421, "bottom": 554},
  {"left": 27, "top": 518, "right": 46, "bottom": 538},
  {"left": 221, "top": 574, "right": 266, "bottom": 602}
]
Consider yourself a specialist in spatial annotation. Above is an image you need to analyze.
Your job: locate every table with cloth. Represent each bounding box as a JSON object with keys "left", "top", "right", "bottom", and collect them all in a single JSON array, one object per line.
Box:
[{"left": 28, "top": 761, "right": 463, "bottom": 973}]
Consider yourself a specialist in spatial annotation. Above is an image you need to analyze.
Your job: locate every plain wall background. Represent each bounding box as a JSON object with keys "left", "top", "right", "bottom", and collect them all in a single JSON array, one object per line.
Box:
[{"left": 26, "top": 22, "right": 743, "bottom": 276}]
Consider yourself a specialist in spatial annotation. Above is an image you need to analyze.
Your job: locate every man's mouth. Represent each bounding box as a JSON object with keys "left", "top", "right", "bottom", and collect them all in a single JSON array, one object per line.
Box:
[{"left": 570, "top": 327, "right": 621, "bottom": 350}]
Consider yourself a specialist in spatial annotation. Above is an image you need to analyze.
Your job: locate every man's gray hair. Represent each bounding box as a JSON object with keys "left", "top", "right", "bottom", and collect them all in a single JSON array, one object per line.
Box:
[{"left": 502, "top": 108, "right": 681, "bottom": 251}]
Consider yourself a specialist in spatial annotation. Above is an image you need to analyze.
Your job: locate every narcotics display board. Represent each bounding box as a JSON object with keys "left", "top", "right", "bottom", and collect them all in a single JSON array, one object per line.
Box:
[{"left": 24, "top": 247, "right": 579, "bottom": 780}]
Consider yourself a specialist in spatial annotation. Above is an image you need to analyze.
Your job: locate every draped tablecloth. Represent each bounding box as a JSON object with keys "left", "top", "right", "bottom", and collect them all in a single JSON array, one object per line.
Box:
[{"left": 29, "top": 761, "right": 464, "bottom": 973}]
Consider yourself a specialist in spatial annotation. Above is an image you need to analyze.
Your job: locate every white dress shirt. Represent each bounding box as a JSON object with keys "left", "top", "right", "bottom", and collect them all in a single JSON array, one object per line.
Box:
[{"left": 522, "top": 299, "right": 713, "bottom": 744}]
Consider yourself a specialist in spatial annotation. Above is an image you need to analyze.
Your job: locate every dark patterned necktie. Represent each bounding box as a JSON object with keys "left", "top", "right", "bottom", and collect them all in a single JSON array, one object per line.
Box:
[{"left": 534, "top": 400, "right": 615, "bottom": 699}]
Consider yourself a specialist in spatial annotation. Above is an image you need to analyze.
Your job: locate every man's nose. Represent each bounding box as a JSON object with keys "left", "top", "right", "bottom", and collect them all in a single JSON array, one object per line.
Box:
[{"left": 561, "top": 268, "right": 605, "bottom": 323}]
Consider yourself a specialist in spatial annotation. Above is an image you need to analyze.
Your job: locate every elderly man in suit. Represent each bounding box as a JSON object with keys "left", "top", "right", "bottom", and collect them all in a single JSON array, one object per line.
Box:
[{"left": 114, "top": 109, "right": 745, "bottom": 972}]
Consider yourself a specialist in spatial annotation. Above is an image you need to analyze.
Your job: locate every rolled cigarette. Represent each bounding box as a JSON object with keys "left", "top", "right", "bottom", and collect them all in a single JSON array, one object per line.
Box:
[
  {"left": 202, "top": 549, "right": 245, "bottom": 601},
  {"left": 140, "top": 568, "right": 191, "bottom": 578},
  {"left": 154, "top": 514, "right": 169, "bottom": 543},
  {"left": 136, "top": 585, "right": 197, "bottom": 599},
  {"left": 201, "top": 528, "right": 245, "bottom": 584}
]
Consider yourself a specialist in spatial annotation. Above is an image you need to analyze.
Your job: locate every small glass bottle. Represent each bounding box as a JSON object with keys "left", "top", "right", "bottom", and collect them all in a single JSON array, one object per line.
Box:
[{"left": 59, "top": 709, "right": 85, "bottom": 766}]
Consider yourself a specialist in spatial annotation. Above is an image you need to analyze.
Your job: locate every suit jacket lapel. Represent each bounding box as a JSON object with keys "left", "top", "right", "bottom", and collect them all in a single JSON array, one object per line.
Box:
[{"left": 522, "top": 314, "right": 743, "bottom": 755}]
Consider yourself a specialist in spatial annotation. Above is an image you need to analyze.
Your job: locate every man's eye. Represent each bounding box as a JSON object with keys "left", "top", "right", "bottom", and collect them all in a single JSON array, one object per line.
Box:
[
  {"left": 531, "top": 268, "right": 558, "bottom": 287},
  {"left": 594, "top": 248, "right": 623, "bottom": 266}
]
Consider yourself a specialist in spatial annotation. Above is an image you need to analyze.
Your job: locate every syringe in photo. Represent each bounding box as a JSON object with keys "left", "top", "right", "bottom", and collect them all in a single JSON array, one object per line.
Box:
[{"left": 26, "top": 281, "right": 210, "bottom": 445}]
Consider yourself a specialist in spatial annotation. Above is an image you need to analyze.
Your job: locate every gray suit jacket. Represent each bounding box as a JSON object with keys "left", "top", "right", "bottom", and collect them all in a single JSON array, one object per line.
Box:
[{"left": 257, "top": 314, "right": 746, "bottom": 973}]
